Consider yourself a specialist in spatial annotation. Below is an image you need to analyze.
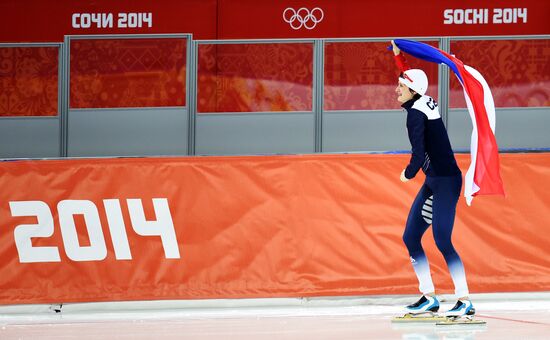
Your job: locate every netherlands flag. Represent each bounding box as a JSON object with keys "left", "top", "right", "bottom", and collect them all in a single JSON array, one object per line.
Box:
[{"left": 393, "top": 39, "right": 505, "bottom": 205}]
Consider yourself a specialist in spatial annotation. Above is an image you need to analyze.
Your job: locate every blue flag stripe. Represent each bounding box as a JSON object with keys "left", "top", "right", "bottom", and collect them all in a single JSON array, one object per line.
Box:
[{"left": 394, "top": 39, "right": 463, "bottom": 83}]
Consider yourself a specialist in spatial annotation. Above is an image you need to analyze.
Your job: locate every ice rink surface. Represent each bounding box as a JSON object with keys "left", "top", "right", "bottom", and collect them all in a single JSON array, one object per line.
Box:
[{"left": 1, "top": 293, "right": 549, "bottom": 339}]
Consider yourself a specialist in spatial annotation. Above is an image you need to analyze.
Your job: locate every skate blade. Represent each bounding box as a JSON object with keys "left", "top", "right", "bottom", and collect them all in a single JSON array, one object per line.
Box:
[
  {"left": 436, "top": 316, "right": 486, "bottom": 325},
  {"left": 392, "top": 313, "right": 447, "bottom": 323}
]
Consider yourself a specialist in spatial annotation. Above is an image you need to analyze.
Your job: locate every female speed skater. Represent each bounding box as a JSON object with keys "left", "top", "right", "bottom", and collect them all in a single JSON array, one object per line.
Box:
[{"left": 391, "top": 40, "right": 475, "bottom": 318}]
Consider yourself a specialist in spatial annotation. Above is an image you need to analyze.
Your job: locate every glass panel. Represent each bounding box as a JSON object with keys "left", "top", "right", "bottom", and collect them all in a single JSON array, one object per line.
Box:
[
  {"left": 450, "top": 39, "right": 550, "bottom": 108},
  {"left": 0, "top": 46, "right": 58, "bottom": 117},
  {"left": 197, "top": 43, "right": 313, "bottom": 113},
  {"left": 70, "top": 38, "right": 187, "bottom": 109},
  {"left": 324, "top": 41, "right": 439, "bottom": 110}
]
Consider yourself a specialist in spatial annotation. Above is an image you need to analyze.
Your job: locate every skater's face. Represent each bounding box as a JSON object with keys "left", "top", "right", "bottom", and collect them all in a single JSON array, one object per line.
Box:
[{"left": 396, "top": 81, "right": 415, "bottom": 103}]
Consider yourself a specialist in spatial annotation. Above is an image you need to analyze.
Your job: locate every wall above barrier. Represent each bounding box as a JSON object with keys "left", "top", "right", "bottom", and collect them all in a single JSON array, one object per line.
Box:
[
  {"left": 218, "top": 0, "right": 548, "bottom": 39},
  {"left": 0, "top": 0, "right": 218, "bottom": 42},
  {"left": 1, "top": 153, "right": 549, "bottom": 305},
  {"left": 1, "top": 0, "right": 549, "bottom": 42}
]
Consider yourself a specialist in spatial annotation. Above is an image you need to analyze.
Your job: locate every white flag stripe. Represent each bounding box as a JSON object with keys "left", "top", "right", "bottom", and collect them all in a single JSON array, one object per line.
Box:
[
  {"left": 459, "top": 65, "right": 496, "bottom": 206},
  {"left": 465, "top": 65, "right": 496, "bottom": 132}
]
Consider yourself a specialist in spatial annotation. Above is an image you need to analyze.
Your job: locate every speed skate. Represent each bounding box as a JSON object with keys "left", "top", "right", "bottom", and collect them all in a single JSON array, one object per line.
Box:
[
  {"left": 436, "top": 315, "right": 486, "bottom": 326},
  {"left": 391, "top": 312, "right": 446, "bottom": 323},
  {"left": 392, "top": 312, "right": 486, "bottom": 325}
]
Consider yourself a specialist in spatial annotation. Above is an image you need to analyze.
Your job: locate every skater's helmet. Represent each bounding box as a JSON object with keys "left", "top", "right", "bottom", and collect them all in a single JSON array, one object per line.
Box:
[{"left": 399, "top": 69, "right": 428, "bottom": 96}]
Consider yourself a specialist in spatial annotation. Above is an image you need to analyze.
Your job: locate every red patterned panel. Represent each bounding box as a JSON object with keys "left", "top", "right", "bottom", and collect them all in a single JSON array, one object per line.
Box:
[
  {"left": 197, "top": 43, "right": 313, "bottom": 113},
  {"left": 324, "top": 41, "right": 440, "bottom": 111},
  {"left": 70, "top": 39, "right": 186, "bottom": 109},
  {"left": 450, "top": 39, "right": 550, "bottom": 108},
  {"left": 0, "top": 47, "right": 58, "bottom": 117}
]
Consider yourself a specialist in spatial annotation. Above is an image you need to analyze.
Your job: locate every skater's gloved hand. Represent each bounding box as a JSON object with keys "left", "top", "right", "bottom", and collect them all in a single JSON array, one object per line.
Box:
[{"left": 400, "top": 169, "right": 409, "bottom": 182}]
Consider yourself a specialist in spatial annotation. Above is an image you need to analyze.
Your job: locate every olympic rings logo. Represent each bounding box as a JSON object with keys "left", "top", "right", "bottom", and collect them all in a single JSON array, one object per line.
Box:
[{"left": 283, "top": 7, "right": 324, "bottom": 30}]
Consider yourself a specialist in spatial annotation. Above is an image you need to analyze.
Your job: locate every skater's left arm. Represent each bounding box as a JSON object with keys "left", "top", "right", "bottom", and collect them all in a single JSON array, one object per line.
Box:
[{"left": 404, "top": 109, "right": 426, "bottom": 180}]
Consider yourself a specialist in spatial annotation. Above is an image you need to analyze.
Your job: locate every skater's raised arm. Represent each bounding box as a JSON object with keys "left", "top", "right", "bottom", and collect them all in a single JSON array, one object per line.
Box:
[{"left": 391, "top": 40, "right": 411, "bottom": 72}]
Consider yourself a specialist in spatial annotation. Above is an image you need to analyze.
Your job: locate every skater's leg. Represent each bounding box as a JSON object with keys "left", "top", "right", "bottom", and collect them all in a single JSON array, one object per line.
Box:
[
  {"left": 428, "top": 175, "right": 469, "bottom": 298},
  {"left": 403, "top": 184, "right": 435, "bottom": 295}
]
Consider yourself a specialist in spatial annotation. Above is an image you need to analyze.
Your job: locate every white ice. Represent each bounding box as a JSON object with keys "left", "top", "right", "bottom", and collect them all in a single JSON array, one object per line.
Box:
[{"left": 1, "top": 292, "right": 549, "bottom": 339}]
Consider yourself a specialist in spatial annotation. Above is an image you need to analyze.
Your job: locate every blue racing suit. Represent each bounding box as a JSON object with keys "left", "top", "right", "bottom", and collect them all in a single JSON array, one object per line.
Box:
[{"left": 401, "top": 94, "right": 469, "bottom": 298}]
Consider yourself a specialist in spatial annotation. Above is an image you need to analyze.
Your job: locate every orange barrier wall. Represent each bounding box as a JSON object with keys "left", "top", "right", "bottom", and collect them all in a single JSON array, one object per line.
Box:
[{"left": 1, "top": 153, "right": 549, "bottom": 305}]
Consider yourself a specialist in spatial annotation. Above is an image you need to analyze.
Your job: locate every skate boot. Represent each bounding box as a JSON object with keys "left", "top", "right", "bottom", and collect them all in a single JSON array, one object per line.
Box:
[
  {"left": 445, "top": 300, "right": 475, "bottom": 318},
  {"left": 405, "top": 295, "right": 440, "bottom": 314},
  {"left": 392, "top": 295, "right": 445, "bottom": 322}
]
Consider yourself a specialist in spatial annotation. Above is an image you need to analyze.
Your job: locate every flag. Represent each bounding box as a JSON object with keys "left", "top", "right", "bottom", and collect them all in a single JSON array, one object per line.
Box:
[{"left": 393, "top": 39, "right": 504, "bottom": 205}]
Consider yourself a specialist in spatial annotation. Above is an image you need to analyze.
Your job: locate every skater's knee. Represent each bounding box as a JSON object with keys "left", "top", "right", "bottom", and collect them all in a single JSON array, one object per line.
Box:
[
  {"left": 402, "top": 231, "right": 422, "bottom": 252},
  {"left": 434, "top": 236, "right": 455, "bottom": 256},
  {"left": 402, "top": 230, "right": 411, "bottom": 246}
]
